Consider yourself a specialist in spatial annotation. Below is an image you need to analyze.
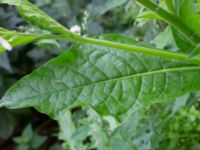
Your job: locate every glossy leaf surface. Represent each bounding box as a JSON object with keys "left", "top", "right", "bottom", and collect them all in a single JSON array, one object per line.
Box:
[{"left": 1, "top": 35, "right": 200, "bottom": 119}]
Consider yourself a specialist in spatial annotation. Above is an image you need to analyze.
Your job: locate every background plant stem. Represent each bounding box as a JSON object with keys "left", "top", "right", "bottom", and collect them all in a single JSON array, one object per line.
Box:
[{"left": 136, "top": 0, "right": 200, "bottom": 46}]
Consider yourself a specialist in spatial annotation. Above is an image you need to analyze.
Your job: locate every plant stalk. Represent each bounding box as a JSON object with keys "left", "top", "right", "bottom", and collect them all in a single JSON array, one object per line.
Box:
[
  {"left": 2, "top": 31, "right": 200, "bottom": 64},
  {"left": 136, "top": 0, "right": 200, "bottom": 46},
  {"left": 74, "top": 36, "right": 200, "bottom": 64}
]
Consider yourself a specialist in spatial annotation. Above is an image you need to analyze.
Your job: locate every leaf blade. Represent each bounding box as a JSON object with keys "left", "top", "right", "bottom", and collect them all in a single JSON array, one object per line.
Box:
[{"left": 1, "top": 35, "right": 200, "bottom": 119}]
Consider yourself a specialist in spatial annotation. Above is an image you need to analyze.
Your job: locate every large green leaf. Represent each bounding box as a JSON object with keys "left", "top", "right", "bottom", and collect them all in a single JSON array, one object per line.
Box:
[
  {"left": 0, "top": 35, "right": 200, "bottom": 119},
  {"left": 0, "top": 0, "right": 75, "bottom": 38}
]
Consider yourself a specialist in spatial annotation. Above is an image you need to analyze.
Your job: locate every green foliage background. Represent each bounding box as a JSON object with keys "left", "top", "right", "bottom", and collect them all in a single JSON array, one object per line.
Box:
[{"left": 0, "top": 0, "right": 200, "bottom": 150}]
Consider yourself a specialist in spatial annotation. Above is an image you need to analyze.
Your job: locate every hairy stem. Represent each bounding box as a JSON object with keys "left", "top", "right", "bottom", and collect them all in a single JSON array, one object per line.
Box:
[{"left": 75, "top": 36, "right": 200, "bottom": 64}]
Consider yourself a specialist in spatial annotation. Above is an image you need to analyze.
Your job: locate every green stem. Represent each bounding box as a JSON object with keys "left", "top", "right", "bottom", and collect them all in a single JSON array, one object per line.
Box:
[
  {"left": 136, "top": 0, "right": 200, "bottom": 46},
  {"left": 2, "top": 31, "right": 200, "bottom": 64},
  {"left": 74, "top": 36, "right": 200, "bottom": 64},
  {"left": 0, "top": 31, "right": 70, "bottom": 41}
]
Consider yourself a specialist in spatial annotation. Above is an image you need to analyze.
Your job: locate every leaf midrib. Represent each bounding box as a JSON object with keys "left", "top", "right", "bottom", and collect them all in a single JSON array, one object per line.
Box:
[{"left": 1, "top": 65, "right": 200, "bottom": 104}]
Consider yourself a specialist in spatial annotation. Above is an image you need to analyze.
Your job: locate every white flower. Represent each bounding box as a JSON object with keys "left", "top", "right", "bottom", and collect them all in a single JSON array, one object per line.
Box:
[
  {"left": 70, "top": 25, "right": 81, "bottom": 35},
  {"left": 0, "top": 36, "right": 12, "bottom": 51}
]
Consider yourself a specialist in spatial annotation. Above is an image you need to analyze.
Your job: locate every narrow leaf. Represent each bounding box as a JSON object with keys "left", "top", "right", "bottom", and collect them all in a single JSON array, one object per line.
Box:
[
  {"left": 0, "top": 28, "right": 45, "bottom": 53},
  {"left": 0, "top": 0, "right": 76, "bottom": 38},
  {"left": 0, "top": 28, "right": 66, "bottom": 53}
]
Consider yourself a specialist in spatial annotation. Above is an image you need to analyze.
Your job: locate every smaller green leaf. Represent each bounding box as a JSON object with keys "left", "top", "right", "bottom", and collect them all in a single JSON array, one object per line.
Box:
[
  {"left": 22, "top": 124, "right": 33, "bottom": 141},
  {"left": 152, "top": 26, "right": 178, "bottom": 50},
  {"left": 0, "top": 0, "right": 77, "bottom": 38},
  {"left": 30, "top": 133, "right": 47, "bottom": 149},
  {"left": 13, "top": 124, "right": 33, "bottom": 144},
  {"left": 0, "top": 28, "right": 66, "bottom": 53},
  {"left": 13, "top": 137, "right": 29, "bottom": 144},
  {"left": 0, "top": 28, "right": 43, "bottom": 53}
]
